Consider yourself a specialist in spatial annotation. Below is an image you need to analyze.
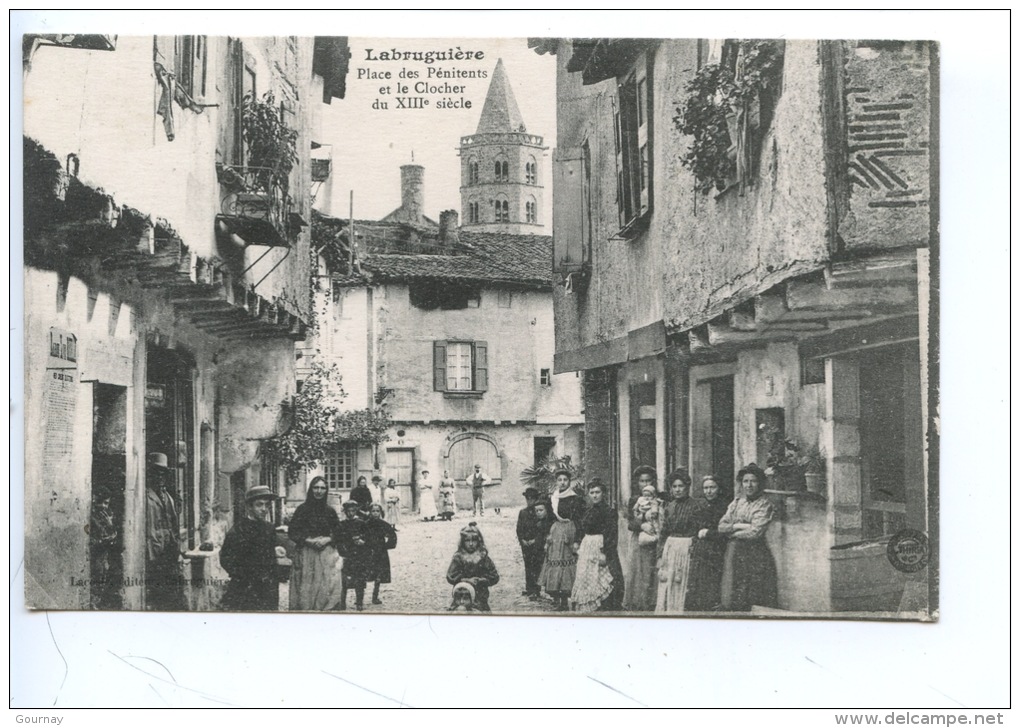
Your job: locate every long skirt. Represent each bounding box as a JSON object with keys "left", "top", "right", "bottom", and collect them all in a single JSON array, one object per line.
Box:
[
  {"left": 289, "top": 545, "right": 343, "bottom": 611},
  {"left": 539, "top": 520, "right": 577, "bottom": 594},
  {"left": 419, "top": 488, "right": 438, "bottom": 519},
  {"left": 571, "top": 535, "right": 614, "bottom": 612},
  {"left": 623, "top": 535, "right": 658, "bottom": 611},
  {"left": 385, "top": 499, "right": 400, "bottom": 526},
  {"left": 720, "top": 539, "right": 779, "bottom": 611},
  {"left": 655, "top": 536, "right": 693, "bottom": 614},
  {"left": 685, "top": 539, "right": 726, "bottom": 611},
  {"left": 438, "top": 489, "right": 457, "bottom": 517}
]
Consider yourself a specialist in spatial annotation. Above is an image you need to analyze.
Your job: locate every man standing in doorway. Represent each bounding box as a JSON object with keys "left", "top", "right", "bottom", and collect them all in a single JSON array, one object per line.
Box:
[
  {"left": 470, "top": 463, "right": 489, "bottom": 517},
  {"left": 145, "top": 452, "right": 184, "bottom": 611}
]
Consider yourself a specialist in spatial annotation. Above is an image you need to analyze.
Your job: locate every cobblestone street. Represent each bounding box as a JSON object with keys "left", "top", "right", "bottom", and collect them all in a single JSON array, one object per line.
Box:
[{"left": 282, "top": 511, "right": 558, "bottom": 614}]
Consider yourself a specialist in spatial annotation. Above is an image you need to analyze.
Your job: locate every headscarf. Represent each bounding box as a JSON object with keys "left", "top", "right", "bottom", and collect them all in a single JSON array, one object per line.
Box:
[
  {"left": 550, "top": 473, "right": 577, "bottom": 522},
  {"left": 452, "top": 581, "right": 476, "bottom": 604},
  {"left": 305, "top": 476, "right": 329, "bottom": 504}
]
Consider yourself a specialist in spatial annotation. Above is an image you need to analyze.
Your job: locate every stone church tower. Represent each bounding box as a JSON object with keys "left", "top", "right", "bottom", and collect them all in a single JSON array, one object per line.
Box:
[{"left": 459, "top": 58, "right": 547, "bottom": 233}]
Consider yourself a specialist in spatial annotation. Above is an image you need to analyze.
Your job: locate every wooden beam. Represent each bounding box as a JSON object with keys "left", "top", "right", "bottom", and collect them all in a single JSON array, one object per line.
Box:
[
  {"left": 825, "top": 251, "right": 918, "bottom": 289},
  {"left": 728, "top": 307, "right": 757, "bottom": 331},
  {"left": 689, "top": 325, "right": 712, "bottom": 354},
  {"left": 755, "top": 289, "right": 788, "bottom": 324},
  {"left": 786, "top": 275, "right": 915, "bottom": 311}
]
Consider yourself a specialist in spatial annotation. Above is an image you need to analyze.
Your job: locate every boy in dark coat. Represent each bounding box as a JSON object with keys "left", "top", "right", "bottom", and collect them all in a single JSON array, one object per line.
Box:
[
  {"left": 336, "top": 500, "right": 371, "bottom": 610},
  {"left": 516, "top": 487, "right": 551, "bottom": 599},
  {"left": 220, "top": 486, "right": 280, "bottom": 611}
]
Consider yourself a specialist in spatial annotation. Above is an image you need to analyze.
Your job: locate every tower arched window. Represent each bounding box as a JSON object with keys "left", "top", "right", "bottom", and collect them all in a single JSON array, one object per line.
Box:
[
  {"left": 468, "top": 159, "right": 479, "bottom": 185},
  {"left": 494, "top": 157, "right": 509, "bottom": 183},
  {"left": 493, "top": 196, "right": 510, "bottom": 223},
  {"left": 526, "top": 158, "right": 537, "bottom": 185},
  {"left": 467, "top": 199, "right": 480, "bottom": 224},
  {"left": 526, "top": 196, "right": 538, "bottom": 224}
]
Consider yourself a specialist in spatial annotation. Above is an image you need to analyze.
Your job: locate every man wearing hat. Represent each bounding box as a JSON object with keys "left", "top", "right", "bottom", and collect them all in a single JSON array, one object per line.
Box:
[
  {"left": 220, "top": 485, "right": 281, "bottom": 611},
  {"left": 145, "top": 452, "right": 184, "bottom": 610},
  {"left": 469, "top": 464, "right": 490, "bottom": 517},
  {"left": 516, "top": 487, "right": 550, "bottom": 599}
]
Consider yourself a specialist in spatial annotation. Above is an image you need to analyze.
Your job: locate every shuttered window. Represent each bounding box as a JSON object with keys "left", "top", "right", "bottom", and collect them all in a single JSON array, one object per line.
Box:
[
  {"left": 433, "top": 340, "right": 488, "bottom": 394},
  {"left": 614, "top": 51, "right": 653, "bottom": 233}
]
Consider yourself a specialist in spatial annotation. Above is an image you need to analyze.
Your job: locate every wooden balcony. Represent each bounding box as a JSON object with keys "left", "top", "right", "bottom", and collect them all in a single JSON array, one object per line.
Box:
[{"left": 24, "top": 138, "right": 307, "bottom": 342}]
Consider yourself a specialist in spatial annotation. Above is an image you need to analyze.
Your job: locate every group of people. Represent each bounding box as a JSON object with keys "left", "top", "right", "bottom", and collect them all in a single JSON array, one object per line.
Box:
[
  {"left": 144, "top": 443, "right": 777, "bottom": 614},
  {"left": 220, "top": 476, "right": 398, "bottom": 612},
  {"left": 509, "top": 463, "right": 779, "bottom": 614},
  {"left": 415, "top": 469, "right": 461, "bottom": 522},
  {"left": 513, "top": 471, "right": 624, "bottom": 612}
]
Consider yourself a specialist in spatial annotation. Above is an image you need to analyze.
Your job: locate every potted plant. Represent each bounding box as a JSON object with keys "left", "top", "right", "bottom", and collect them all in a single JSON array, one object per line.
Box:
[
  {"left": 242, "top": 91, "right": 298, "bottom": 195},
  {"left": 520, "top": 454, "right": 584, "bottom": 498},
  {"left": 803, "top": 447, "right": 827, "bottom": 497}
]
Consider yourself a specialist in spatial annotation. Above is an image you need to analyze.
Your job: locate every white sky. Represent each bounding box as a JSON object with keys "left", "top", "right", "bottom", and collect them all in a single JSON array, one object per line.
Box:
[{"left": 322, "top": 37, "right": 557, "bottom": 229}]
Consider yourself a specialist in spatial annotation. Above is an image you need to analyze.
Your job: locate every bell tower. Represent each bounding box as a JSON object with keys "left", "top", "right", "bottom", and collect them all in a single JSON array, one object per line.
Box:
[{"left": 459, "top": 58, "right": 546, "bottom": 233}]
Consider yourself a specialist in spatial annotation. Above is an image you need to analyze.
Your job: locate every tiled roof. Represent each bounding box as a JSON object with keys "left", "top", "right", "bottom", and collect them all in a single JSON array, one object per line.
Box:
[{"left": 361, "top": 230, "right": 553, "bottom": 289}]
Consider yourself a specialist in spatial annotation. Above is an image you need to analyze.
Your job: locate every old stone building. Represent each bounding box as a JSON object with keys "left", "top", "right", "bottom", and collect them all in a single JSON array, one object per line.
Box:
[
  {"left": 535, "top": 38, "right": 936, "bottom": 615},
  {"left": 297, "top": 175, "right": 583, "bottom": 514},
  {"left": 22, "top": 35, "right": 349, "bottom": 610},
  {"left": 292, "top": 66, "right": 582, "bottom": 514}
]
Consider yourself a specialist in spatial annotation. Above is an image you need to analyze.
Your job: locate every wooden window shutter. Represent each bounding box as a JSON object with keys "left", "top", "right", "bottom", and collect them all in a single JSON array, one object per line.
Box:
[
  {"left": 473, "top": 341, "right": 488, "bottom": 392},
  {"left": 433, "top": 340, "right": 448, "bottom": 392},
  {"left": 552, "top": 147, "right": 584, "bottom": 274}
]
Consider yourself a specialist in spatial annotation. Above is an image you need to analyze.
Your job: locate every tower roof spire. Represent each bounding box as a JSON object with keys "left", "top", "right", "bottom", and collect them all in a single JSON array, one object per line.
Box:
[{"left": 475, "top": 58, "right": 526, "bottom": 134}]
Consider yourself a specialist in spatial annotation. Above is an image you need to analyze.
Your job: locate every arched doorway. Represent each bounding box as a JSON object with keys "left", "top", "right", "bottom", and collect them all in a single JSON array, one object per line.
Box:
[{"left": 445, "top": 433, "right": 502, "bottom": 483}]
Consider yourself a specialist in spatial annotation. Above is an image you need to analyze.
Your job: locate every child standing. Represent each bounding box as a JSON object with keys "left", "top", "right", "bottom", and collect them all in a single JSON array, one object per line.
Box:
[
  {"left": 516, "top": 488, "right": 551, "bottom": 600},
  {"left": 335, "top": 500, "right": 371, "bottom": 611},
  {"left": 446, "top": 522, "right": 500, "bottom": 611},
  {"left": 365, "top": 503, "right": 398, "bottom": 606}
]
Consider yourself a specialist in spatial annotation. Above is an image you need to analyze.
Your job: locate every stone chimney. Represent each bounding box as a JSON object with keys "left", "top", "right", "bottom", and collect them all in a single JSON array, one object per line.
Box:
[
  {"left": 399, "top": 164, "right": 425, "bottom": 224},
  {"left": 439, "top": 209, "right": 460, "bottom": 245}
]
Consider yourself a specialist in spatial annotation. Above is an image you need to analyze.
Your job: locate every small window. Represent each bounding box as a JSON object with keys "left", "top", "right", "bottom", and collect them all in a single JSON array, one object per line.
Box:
[
  {"left": 469, "top": 159, "right": 479, "bottom": 185},
  {"left": 494, "top": 158, "right": 509, "bottom": 183},
  {"left": 497, "top": 290, "right": 512, "bottom": 308},
  {"left": 434, "top": 340, "right": 489, "bottom": 394},
  {"left": 322, "top": 447, "right": 358, "bottom": 491},
  {"left": 801, "top": 357, "right": 826, "bottom": 386},
  {"left": 614, "top": 53, "right": 652, "bottom": 232},
  {"left": 540, "top": 368, "right": 552, "bottom": 386},
  {"left": 525, "top": 199, "right": 537, "bottom": 224},
  {"left": 493, "top": 198, "right": 510, "bottom": 223},
  {"left": 409, "top": 281, "right": 480, "bottom": 310},
  {"left": 175, "top": 35, "right": 208, "bottom": 100},
  {"left": 468, "top": 200, "right": 479, "bottom": 224},
  {"left": 526, "top": 159, "right": 537, "bottom": 184}
]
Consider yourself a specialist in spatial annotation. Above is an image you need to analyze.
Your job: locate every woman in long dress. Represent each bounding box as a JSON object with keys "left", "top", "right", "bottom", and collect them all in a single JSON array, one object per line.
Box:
[
  {"left": 624, "top": 465, "right": 661, "bottom": 611},
  {"left": 383, "top": 479, "right": 401, "bottom": 526},
  {"left": 539, "top": 468, "right": 585, "bottom": 611},
  {"left": 685, "top": 475, "right": 731, "bottom": 611},
  {"left": 571, "top": 479, "right": 623, "bottom": 612},
  {"left": 287, "top": 476, "right": 343, "bottom": 611},
  {"left": 418, "top": 468, "right": 438, "bottom": 521},
  {"left": 718, "top": 463, "right": 779, "bottom": 611},
  {"left": 437, "top": 471, "right": 457, "bottom": 521},
  {"left": 655, "top": 470, "right": 704, "bottom": 614}
]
